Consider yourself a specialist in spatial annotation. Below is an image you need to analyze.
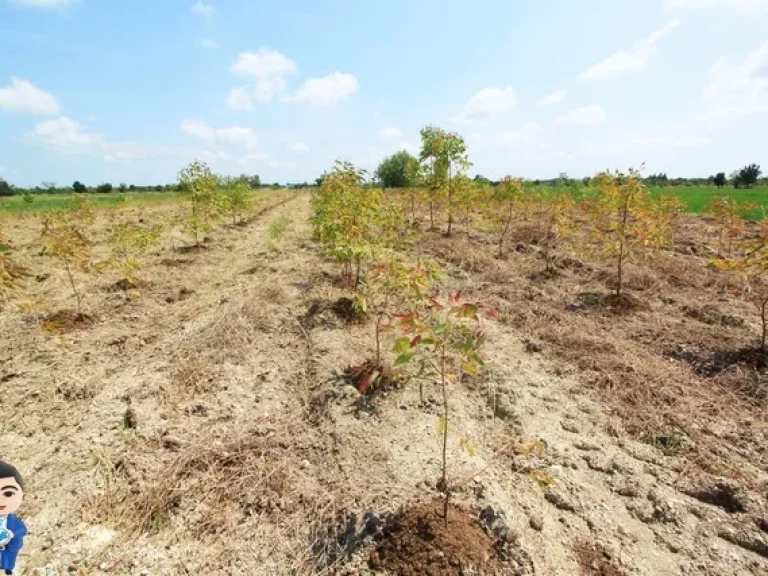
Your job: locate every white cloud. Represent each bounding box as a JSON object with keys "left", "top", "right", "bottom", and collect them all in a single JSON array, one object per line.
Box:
[
  {"left": 27, "top": 117, "right": 184, "bottom": 163},
  {"left": 180, "top": 119, "right": 258, "bottom": 149},
  {"left": 497, "top": 121, "right": 542, "bottom": 145},
  {"left": 103, "top": 142, "right": 149, "bottom": 163},
  {"left": 287, "top": 142, "right": 310, "bottom": 154},
  {"left": 286, "top": 72, "right": 359, "bottom": 106},
  {"left": 232, "top": 48, "right": 297, "bottom": 78},
  {"left": 395, "top": 141, "right": 417, "bottom": 154},
  {"left": 267, "top": 158, "right": 296, "bottom": 169},
  {"left": 378, "top": 126, "right": 402, "bottom": 139},
  {"left": 555, "top": 105, "right": 607, "bottom": 126},
  {"left": 453, "top": 86, "right": 516, "bottom": 123},
  {"left": 239, "top": 151, "right": 295, "bottom": 169},
  {"left": 228, "top": 49, "right": 297, "bottom": 108},
  {"left": 0, "top": 77, "right": 60, "bottom": 115},
  {"left": 200, "top": 150, "right": 232, "bottom": 162},
  {"left": 537, "top": 89, "right": 567, "bottom": 106},
  {"left": 180, "top": 119, "right": 215, "bottom": 140},
  {"left": 227, "top": 80, "right": 296, "bottom": 110},
  {"left": 215, "top": 126, "right": 258, "bottom": 149},
  {"left": 9, "top": 0, "right": 78, "bottom": 7},
  {"left": 579, "top": 20, "right": 681, "bottom": 81},
  {"left": 28, "top": 116, "right": 103, "bottom": 151},
  {"left": 190, "top": 1, "right": 215, "bottom": 19},
  {"left": 667, "top": 0, "right": 768, "bottom": 13},
  {"left": 226, "top": 87, "right": 255, "bottom": 111},
  {"left": 200, "top": 38, "right": 217, "bottom": 48},
  {"left": 698, "top": 40, "right": 768, "bottom": 120}
]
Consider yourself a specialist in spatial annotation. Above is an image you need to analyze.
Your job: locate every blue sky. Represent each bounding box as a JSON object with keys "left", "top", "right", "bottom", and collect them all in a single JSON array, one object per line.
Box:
[{"left": 0, "top": 0, "right": 766, "bottom": 186}]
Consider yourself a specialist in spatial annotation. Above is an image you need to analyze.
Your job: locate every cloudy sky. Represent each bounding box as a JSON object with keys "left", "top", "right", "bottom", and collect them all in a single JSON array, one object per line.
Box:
[{"left": 0, "top": 0, "right": 766, "bottom": 186}]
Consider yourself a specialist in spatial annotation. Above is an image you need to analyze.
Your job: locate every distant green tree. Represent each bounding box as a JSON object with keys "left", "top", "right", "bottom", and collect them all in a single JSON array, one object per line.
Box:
[
  {"left": 731, "top": 170, "right": 743, "bottom": 189},
  {"left": 248, "top": 175, "right": 261, "bottom": 189},
  {"left": 739, "top": 164, "right": 762, "bottom": 188},
  {"left": 128, "top": 184, "right": 136, "bottom": 191},
  {"left": 714, "top": 172, "right": 727, "bottom": 189},
  {"left": 376, "top": 150, "right": 419, "bottom": 189},
  {"left": 72, "top": 181, "right": 87, "bottom": 194},
  {"left": 118, "top": 183, "right": 128, "bottom": 193},
  {"left": 0, "top": 178, "right": 12, "bottom": 197},
  {"left": 96, "top": 183, "right": 113, "bottom": 194},
  {"left": 473, "top": 174, "right": 491, "bottom": 186}
]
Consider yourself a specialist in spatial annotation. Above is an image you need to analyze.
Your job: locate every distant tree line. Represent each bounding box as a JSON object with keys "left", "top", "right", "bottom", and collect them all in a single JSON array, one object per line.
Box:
[
  {"left": 370, "top": 151, "right": 765, "bottom": 191},
  {"left": 0, "top": 174, "right": 291, "bottom": 196},
  {"left": 1, "top": 162, "right": 764, "bottom": 198}
]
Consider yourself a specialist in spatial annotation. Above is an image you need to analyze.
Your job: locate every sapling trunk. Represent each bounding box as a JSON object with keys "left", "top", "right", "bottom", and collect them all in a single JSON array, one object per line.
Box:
[
  {"left": 375, "top": 313, "right": 383, "bottom": 367},
  {"left": 447, "top": 166, "right": 453, "bottom": 236},
  {"left": 354, "top": 254, "right": 362, "bottom": 290},
  {"left": 497, "top": 201, "right": 514, "bottom": 258},
  {"left": 616, "top": 197, "right": 630, "bottom": 297},
  {"left": 760, "top": 298, "right": 767, "bottom": 351},
  {"left": 440, "top": 345, "right": 450, "bottom": 526},
  {"left": 465, "top": 206, "right": 471, "bottom": 238},
  {"left": 429, "top": 197, "right": 435, "bottom": 230},
  {"left": 64, "top": 259, "right": 82, "bottom": 316}
]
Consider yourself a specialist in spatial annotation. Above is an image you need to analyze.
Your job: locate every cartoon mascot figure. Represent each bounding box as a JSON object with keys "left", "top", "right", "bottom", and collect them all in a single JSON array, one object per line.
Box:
[{"left": 0, "top": 461, "right": 25, "bottom": 575}]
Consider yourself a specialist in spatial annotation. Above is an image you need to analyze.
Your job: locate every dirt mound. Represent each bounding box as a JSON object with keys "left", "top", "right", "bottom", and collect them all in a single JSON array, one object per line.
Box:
[
  {"left": 342, "top": 361, "right": 398, "bottom": 395},
  {"left": 42, "top": 309, "right": 94, "bottom": 332},
  {"left": 573, "top": 540, "right": 626, "bottom": 576},
  {"left": 105, "top": 278, "right": 150, "bottom": 292},
  {"left": 301, "top": 297, "right": 366, "bottom": 328},
  {"left": 565, "top": 291, "right": 648, "bottom": 314},
  {"left": 369, "top": 500, "right": 524, "bottom": 575},
  {"left": 332, "top": 296, "right": 366, "bottom": 323}
]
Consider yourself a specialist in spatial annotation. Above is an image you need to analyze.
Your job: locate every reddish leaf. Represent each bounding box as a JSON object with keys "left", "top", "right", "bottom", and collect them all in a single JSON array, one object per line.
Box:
[
  {"left": 428, "top": 298, "right": 445, "bottom": 310},
  {"left": 357, "top": 370, "right": 373, "bottom": 394}
]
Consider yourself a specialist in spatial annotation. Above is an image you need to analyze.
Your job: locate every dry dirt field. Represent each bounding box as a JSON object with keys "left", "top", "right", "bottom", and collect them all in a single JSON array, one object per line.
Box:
[{"left": 1, "top": 192, "right": 767, "bottom": 575}]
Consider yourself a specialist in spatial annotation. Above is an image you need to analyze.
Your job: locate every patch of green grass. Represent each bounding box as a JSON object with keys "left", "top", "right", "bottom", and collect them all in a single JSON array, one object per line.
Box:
[
  {"left": 266, "top": 213, "right": 291, "bottom": 251},
  {"left": 0, "top": 192, "right": 181, "bottom": 214},
  {"left": 649, "top": 186, "right": 768, "bottom": 219}
]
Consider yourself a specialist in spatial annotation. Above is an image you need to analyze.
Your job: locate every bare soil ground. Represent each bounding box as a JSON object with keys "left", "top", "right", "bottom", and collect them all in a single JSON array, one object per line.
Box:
[{"left": 1, "top": 195, "right": 766, "bottom": 575}]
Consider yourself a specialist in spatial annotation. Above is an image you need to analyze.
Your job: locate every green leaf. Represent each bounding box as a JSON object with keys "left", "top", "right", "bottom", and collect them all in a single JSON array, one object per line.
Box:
[
  {"left": 461, "top": 362, "right": 478, "bottom": 376},
  {"left": 433, "top": 323, "right": 446, "bottom": 334},
  {"left": 394, "top": 337, "right": 411, "bottom": 354},
  {"left": 459, "top": 437, "right": 478, "bottom": 457},
  {"left": 394, "top": 351, "right": 414, "bottom": 367},
  {"left": 458, "top": 304, "right": 479, "bottom": 320}
]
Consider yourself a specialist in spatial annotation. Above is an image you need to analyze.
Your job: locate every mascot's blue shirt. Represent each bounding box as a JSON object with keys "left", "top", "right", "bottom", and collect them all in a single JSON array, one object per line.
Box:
[{"left": 0, "top": 515, "right": 26, "bottom": 574}]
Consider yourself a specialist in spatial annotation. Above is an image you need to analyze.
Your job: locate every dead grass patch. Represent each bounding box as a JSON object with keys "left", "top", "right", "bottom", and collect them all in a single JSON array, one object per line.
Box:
[
  {"left": 420, "top": 221, "right": 768, "bottom": 483},
  {"left": 89, "top": 433, "right": 293, "bottom": 535},
  {"left": 42, "top": 309, "right": 94, "bottom": 333},
  {"left": 573, "top": 539, "right": 625, "bottom": 576},
  {"left": 169, "top": 356, "right": 218, "bottom": 397}
]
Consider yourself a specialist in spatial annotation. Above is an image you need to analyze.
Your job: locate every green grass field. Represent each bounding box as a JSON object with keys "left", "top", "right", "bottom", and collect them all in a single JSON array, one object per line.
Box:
[
  {"left": 2, "top": 186, "right": 766, "bottom": 218},
  {"left": 649, "top": 186, "right": 768, "bottom": 219},
  {"left": 0, "top": 191, "right": 183, "bottom": 214}
]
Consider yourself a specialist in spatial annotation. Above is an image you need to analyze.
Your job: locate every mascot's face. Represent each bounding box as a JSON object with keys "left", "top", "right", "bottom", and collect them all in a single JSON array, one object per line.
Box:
[{"left": 0, "top": 477, "right": 23, "bottom": 515}]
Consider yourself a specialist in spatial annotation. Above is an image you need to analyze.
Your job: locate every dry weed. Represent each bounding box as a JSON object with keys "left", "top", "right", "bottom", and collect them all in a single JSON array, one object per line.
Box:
[{"left": 88, "top": 433, "right": 293, "bottom": 535}]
